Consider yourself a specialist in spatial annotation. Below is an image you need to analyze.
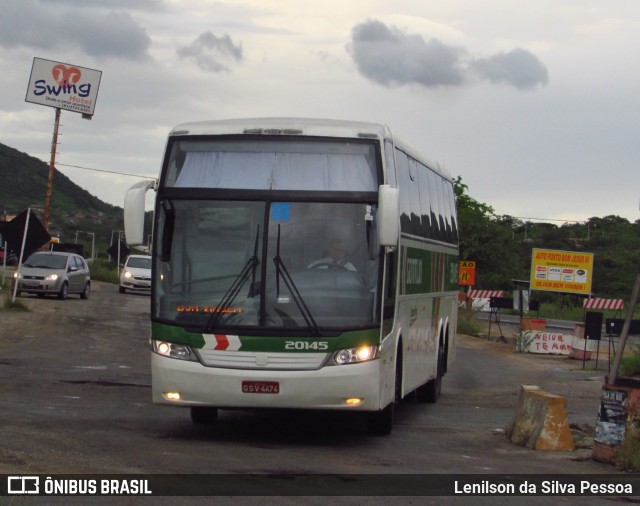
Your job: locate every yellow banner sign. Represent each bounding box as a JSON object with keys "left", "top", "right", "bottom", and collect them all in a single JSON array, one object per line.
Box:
[{"left": 530, "top": 248, "right": 594, "bottom": 295}]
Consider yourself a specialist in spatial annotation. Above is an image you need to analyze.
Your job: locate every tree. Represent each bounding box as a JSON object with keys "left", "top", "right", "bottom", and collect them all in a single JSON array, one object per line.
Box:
[
  {"left": 454, "top": 175, "right": 640, "bottom": 298},
  {"left": 454, "top": 177, "right": 523, "bottom": 289}
]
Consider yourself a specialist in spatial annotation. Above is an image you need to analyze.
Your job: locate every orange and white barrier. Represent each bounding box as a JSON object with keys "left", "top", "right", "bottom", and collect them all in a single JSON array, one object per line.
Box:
[{"left": 583, "top": 298, "right": 624, "bottom": 310}]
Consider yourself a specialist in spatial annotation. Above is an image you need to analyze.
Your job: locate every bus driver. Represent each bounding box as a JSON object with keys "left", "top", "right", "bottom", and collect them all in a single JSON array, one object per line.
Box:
[{"left": 307, "top": 239, "right": 357, "bottom": 272}]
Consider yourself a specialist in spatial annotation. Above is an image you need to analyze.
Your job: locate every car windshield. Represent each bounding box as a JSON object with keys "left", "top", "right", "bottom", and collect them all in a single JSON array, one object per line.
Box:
[
  {"left": 127, "top": 257, "right": 151, "bottom": 269},
  {"left": 24, "top": 253, "right": 67, "bottom": 269}
]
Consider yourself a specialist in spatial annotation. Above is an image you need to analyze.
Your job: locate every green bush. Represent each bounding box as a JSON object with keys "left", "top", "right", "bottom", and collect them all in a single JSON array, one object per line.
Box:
[{"left": 89, "top": 259, "right": 119, "bottom": 284}]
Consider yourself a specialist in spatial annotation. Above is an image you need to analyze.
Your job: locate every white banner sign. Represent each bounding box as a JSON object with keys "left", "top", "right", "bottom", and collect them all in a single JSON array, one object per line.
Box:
[
  {"left": 527, "top": 332, "right": 572, "bottom": 355},
  {"left": 25, "top": 57, "right": 102, "bottom": 116}
]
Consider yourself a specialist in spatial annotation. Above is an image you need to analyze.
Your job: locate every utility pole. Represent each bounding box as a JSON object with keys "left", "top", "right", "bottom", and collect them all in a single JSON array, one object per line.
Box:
[{"left": 44, "top": 107, "right": 61, "bottom": 231}]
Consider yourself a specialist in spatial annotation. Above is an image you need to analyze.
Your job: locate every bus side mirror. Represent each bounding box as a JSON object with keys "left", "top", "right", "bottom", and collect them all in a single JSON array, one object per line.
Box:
[
  {"left": 124, "top": 180, "right": 155, "bottom": 246},
  {"left": 378, "top": 185, "right": 399, "bottom": 247}
]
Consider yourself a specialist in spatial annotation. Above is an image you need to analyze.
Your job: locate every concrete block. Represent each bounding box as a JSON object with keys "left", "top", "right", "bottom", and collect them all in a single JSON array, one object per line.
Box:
[{"left": 507, "top": 385, "right": 575, "bottom": 451}]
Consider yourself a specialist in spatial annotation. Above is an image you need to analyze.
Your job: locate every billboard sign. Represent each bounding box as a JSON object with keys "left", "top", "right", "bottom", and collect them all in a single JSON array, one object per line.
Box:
[
  {"left": 530, "top": 248, "right": 594, "bottom": 295},
  {"left": 25, "top": 57, "right": 102, "bottom": 117}
]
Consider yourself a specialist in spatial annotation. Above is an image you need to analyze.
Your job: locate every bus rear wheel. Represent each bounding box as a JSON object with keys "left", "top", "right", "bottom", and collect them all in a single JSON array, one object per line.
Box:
[
  {"left": 416, "top": 341, "right": 444, "bottom": 403},
  {"left": 190, "top": 407, "right": 219, "bottom": 424}
]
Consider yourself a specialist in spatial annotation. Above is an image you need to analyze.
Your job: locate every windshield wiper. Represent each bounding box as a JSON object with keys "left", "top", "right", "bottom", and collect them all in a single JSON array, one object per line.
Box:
[
  {"left": 273, "top": 224, "right": 321, "bottom": 336},
  {"left": 204, "top": 226, "right": 260, "bottom": 332}
]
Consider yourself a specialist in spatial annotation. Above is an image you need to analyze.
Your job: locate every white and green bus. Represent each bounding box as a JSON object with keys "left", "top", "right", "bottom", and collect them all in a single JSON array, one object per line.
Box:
[{"left": 125, "top": 118, "right": 459, "bottom": 434}]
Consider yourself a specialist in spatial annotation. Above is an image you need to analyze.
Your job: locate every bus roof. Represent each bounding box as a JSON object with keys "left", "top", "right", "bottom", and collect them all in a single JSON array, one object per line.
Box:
[
  {"left": 169, "top": 117, "right": 452, "bottom": 181},
  {"left": 170, "top": 117, "right": 392, "bottom": 139}
]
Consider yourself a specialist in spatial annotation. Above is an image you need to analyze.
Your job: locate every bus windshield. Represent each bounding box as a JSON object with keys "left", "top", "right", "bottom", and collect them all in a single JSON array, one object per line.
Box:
[{"left": 153, "top": 199, "right": 381, "bottom": 333}]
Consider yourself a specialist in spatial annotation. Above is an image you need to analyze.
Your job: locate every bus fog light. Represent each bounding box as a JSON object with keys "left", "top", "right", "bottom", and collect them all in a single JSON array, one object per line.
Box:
[
  {"left": 163, "top": 392, "right": 181, "bottom": 401},
  {"left": 345, "top": 398, "right": 363, "bottom": 406},
  {"left": 333, "top": 345, "right": 378, "bottom": 365}
]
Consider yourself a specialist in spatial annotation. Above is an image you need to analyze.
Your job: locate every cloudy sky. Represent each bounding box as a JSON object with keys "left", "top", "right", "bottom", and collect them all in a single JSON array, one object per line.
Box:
[{"left": 1, "top": 0, "right": 639, "bottom": 223}]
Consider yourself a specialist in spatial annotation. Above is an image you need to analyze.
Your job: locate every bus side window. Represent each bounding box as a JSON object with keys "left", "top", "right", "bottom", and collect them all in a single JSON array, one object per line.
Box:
[
  {"left": 440, "top": 178, "right": 453, "bottom": 243},
  {"left": 416, "top": 162, "right": 433, "bottom": 239},
  {"left": 408, "top": 158, "right": 427, "bottom": 238},
  {"left": 435, "top": 176, "right": 447, "bottom": 242},
  {"left": 446, "top": 181, "right": 459, "bottom": 241},
  {"left": 427, "top": 170, "right": 442, "bottom": 241},
  {"left": 395, "top": 150, "right": 413, "bottom": 235}
]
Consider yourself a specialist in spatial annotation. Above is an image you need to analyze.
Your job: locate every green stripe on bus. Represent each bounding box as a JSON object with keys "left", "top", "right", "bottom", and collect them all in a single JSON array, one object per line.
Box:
[
  {"left": 151, "top": 322, "right": 380, "bottom": 352},
  {"left": 400, "top": 245, "right": 459, "bottom": 295}
]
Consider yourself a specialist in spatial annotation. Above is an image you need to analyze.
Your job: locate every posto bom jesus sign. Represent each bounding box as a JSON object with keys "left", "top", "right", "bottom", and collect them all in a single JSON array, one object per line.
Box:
[{"left": 529, "top": 248, "right": 594, "bottom": 295}]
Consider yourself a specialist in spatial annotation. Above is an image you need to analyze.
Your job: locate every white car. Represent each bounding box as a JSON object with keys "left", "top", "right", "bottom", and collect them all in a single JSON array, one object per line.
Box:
[{"left": 119, "top": 255, "right": 152, "bottom": 294}]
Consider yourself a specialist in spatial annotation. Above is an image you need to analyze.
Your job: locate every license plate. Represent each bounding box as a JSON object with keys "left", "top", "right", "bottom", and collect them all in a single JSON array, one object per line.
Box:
[
  {"left": 242, "top": 381, "right": 280, "bottom": 394},
  {"left": 24, "top": 283, "right": 39, "bottom": 289}
]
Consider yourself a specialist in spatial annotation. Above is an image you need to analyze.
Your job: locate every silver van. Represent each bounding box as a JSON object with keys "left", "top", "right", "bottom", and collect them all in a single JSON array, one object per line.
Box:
[{"left": 13, "top": 251, "right": 91, "bottom": 300}]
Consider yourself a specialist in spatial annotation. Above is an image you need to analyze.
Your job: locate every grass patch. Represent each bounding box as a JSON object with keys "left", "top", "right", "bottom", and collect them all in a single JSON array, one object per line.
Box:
[
  {"left": 458, "top": 307, "right": 483, "bottom": 336},
  {"left": 617, "top": 426, "right": 640, "bottom": 471},
  {"left": 2, "top": 296, "right": 30, "bottom": 312},
  {"left": 620, "top": 342, "right": 640, "bottom": 377}
]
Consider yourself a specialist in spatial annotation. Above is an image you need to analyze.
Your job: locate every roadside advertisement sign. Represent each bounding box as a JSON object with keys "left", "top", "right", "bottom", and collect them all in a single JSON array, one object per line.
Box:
[
  {"left": 459, "top": 261, "right": 476, "bottom": 286},
  {"left": 530, "top": 248, "right": 594, "bottom": 295},
  {"left": 25, "top": 57, "right": 102, "bottom": 117}
]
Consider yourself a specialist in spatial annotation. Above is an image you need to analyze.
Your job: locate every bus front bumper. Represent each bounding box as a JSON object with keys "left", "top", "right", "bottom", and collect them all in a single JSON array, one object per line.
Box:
[{"left": 151, "top": 352, "right": 383, "bottom": 411}]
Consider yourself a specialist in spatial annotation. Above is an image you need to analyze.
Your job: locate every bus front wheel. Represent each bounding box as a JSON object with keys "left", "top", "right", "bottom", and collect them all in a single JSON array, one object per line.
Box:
[
  {"left": 367, "top": 347, "right": 401, "bottom": 435},
  {"left": 367, "top": 402, "right": 393, "bottom": 435}
]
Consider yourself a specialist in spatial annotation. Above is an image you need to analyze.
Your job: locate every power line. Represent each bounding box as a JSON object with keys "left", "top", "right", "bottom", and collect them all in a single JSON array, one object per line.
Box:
[
  {"left": 54, "top": 162, "right": 156, "bottom": 180},
  {"left": 503, "top": 216, "right": 586, "bottom": 224},
  {"left": 2, "top": 150, "right": 156, "bottom": 180}
]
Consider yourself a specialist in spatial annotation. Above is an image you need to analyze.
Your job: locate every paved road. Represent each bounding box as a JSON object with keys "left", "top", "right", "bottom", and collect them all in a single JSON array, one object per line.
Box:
[{"left": 0, "top": 282, "right": 632, "bottom": 504}]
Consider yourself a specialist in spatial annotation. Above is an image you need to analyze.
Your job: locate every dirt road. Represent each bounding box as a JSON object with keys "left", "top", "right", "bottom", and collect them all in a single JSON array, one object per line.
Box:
[{"left": 0, "top": 281, "right": 631, "bottom": 504}]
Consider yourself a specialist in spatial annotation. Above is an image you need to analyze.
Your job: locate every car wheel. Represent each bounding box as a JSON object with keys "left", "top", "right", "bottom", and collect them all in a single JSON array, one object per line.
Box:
[
  {"left": 58, "top": 282, "right": 68, "bottom": 300},
  {"left": 80, "top": 282, "right": 90, "bottom": 300},
  {"left": 119, "top": 286, "right": 126, "bottom": 294}
]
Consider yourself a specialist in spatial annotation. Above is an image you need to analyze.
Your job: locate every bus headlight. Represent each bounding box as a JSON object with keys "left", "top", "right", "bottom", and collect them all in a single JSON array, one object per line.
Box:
[
  {"left": 153, "top": 340, "right": 197, "bottom": 361},
  {"left": 333, "top": 345, "right": 378, "bottom": 365}
]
